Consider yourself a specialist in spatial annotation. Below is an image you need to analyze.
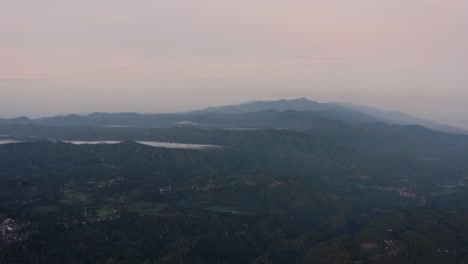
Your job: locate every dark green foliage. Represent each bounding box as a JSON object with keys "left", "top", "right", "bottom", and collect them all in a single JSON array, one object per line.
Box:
[{"left": 0, "top": 124, "right": 468, "bottom": 263}]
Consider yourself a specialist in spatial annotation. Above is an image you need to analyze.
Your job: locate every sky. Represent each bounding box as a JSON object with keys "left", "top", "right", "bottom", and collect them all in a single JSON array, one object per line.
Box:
[{"left": 1, "top": 0, "right": 468, "bottom": 123}]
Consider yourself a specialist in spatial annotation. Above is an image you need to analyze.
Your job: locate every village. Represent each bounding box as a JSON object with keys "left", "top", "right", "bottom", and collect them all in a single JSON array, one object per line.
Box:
[{"left": 0, "top": 218, "right": 31, "bottom": 245}]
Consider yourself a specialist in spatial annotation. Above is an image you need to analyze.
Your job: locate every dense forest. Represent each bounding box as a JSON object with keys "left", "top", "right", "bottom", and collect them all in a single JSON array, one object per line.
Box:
[{"left": 1, "top": 120, "right": 467, "bottom": 263}]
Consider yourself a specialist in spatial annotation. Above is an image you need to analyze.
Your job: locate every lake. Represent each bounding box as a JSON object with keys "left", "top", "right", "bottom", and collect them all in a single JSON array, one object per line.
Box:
[{"left": 0, "top": 140, "right": 221, "bottom": 149}]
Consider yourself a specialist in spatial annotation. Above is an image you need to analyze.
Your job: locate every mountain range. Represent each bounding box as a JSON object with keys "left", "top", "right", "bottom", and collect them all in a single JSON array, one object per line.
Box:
[{"left": 1, "top": 98, "right": 465, "bottom": 134}]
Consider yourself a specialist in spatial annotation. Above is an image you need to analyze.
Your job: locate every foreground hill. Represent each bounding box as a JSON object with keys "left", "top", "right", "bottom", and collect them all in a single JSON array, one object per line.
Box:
[
  {"left": 1, "top": 123, "right": 468, "bottom": 263},
  {"left": 1, "top": 99, "right": 467, "bottom": 263}
]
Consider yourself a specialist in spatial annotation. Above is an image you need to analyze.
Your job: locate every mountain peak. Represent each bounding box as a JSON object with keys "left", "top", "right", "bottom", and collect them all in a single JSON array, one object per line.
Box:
[
  {"left": 293, "top": 97, "right": 311, "bottom": 102},
  {"left": 191, "top": 98, "right": 330, "bottom": 114}
]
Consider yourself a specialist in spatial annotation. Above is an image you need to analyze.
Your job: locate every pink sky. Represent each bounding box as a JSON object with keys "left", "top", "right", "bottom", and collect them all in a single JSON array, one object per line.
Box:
[{"left": 1, "top": 0, "right": 468, "bottom": 120}]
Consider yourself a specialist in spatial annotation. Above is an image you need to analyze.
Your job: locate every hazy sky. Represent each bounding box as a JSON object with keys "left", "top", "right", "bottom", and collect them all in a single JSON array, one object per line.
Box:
[{"left": 1, "top": 0, "right": 468, "bottom": 120}]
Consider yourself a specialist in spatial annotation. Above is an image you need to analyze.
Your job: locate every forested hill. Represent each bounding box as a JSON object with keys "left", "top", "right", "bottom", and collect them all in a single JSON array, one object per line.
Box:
[
  {"left": 1, "top": 100, "right": 468, "bottom": 262},
  {"left": 1, "top": 125, "right": 468, "bottom": 262}
]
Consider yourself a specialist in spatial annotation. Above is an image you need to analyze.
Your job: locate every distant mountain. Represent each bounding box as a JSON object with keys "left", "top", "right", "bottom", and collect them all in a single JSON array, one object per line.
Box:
[
  {"left": 192, "top": 98, "right": 467, "bottom": 134},
  {"left": 0, "top": 99, "right": 379, "bottom": 128},
  {"left": 0, "top": 98, "right": 465, "bottom": 134},
  {"left": 192, "top": 98, "right": 338, "bottom": 114},
  {"left": 0, "top": 116, "right": 31, "bottom": 124},
  {"left": 333, "top": 102, "right": 467, "bottom": 134}
]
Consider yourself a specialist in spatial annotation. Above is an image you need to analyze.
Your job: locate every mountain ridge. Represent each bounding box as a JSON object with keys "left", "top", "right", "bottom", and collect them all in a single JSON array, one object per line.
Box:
[{"left": 0, "top": 98, "right": 466, "bottom": 134}]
